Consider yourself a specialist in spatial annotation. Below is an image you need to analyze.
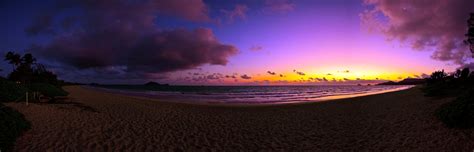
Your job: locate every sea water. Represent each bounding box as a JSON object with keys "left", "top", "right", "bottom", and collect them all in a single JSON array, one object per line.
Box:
[{"left": 90, "top": 85, "right": 413, "bottom": 104}]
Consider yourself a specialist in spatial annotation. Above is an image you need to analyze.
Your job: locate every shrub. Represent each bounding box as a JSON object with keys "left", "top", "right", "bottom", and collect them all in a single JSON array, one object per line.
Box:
[
  {"left": 0, "top": 103, "right": 31, "bottom": 151},
  {"left": 28, "top": 83, "right": 69, "bottom": 98},
  {"left": 435, "top": 92, "right": 474, "bottom": 128},
  {"left": 0, "top": 79, "right": 28, "bottom": 102}
]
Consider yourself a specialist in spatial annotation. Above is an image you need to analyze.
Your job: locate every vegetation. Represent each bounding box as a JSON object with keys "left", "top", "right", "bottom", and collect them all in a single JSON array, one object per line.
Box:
[
  {"left": 465, "top": 13, "right": 474, "bottom": 56},
  {"left": 435, "top": 92, "right": 474, "bottom": 128},
  {"left": 4, "top": 52, "right": 61, "bottom": 85},
  {"left": 28, "top": 83, "right": 69, "bottom": 98},
  {"left": 0, "top": 79, "right": 28, "bottom": 102},
  {"left": 424, "top": 68, "right": 474, "bottom": 128},
  {"left": 1, "top": 51, "right": 68, "bottom": 102},
  {"left": 0, "top": 103, "right": 31, "bottom": 151},
  {"left": 0, "top": 52, "right": 65, "bottom": 150},
  {"left": 421, "top": 13, "right": 474, "bottom": 128}
]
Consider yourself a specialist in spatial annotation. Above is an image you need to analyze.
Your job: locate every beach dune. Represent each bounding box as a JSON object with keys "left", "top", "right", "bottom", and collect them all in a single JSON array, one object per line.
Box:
[{"left": 5, "top": 86, "right": 474, "bottom": 151}]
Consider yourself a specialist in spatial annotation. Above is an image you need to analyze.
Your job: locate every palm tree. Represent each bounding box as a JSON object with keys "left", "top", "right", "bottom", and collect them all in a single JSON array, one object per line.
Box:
[
  {"left": 4, "top": 51, "right": 22, "bottom": 69},
  {"left": 22, "top": 53, "right": 36, "bottom": 66}
]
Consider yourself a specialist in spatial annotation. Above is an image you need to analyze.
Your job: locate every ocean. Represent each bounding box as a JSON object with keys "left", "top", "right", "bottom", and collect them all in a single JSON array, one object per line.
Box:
[{"left": 90, "top": 85, "right": 413, "bottom": 104}]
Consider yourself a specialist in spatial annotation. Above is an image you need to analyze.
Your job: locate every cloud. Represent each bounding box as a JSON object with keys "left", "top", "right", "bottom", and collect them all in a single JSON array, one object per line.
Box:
[
  {"left": 28, "top": 0, "right": 238, "bottom": 74},
  {"left": 279, "top": 74, "right": 284, "bottom": 77},
  {"left": 263, "top": 0, "right": 295, "bottom": 14},
  {"left": 26, "top": 0, "right": 211, "bottom": 36},
  {"left": 240, "top": 74, "right": 252, "bottom": 79},
  {"left": 361, "top": 0, "right": 474, "bottom": 65},
  {"left": 47, "top": 64, "right": 168, "bottom": 83},
  {"left": 322, "top": 77, "right": 328, "bottom": 82},
  {"left": 460, "top": 62, "right": 474, "bottom": 70},
  {"left": 221, "top": 4, "right": 248, "bottom": 23},
  {"left": 293, "top": 69, "right": 305, "bottom": 76},
  {"left": 267, "top": 71, "right": 276, "bottom": 75},
  {"left": 206, "top": 73, "right": 223, "bottom": 80},
  {"left": 249, "top": 45, "right": 263, "bottom": 51}
]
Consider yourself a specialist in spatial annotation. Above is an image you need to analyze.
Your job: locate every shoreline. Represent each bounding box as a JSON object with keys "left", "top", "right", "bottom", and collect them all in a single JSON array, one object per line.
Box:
[
  {"left": 5, "top": 86, "right": 474, "bottom": 151},
  {"left": 84, "top": 85, "right": 414, "bottom": 106}
]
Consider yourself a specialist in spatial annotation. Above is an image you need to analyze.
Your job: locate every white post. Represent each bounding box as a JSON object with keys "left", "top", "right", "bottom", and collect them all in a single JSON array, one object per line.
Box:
[{"left": 26, "top": 92, "right": 28, "bottom": 106}]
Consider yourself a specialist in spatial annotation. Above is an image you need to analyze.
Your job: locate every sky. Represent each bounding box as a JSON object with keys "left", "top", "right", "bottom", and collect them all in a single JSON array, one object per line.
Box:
[{"left": 1, "top": 0, "right": 473, "bottom": 85}]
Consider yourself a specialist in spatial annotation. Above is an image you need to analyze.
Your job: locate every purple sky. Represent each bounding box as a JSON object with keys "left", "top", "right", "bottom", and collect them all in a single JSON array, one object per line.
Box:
[{"left": 1, "top": 0, "right": 473, "bottom": 85}]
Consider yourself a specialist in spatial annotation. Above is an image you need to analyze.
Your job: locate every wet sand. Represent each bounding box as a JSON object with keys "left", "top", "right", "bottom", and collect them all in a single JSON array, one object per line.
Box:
[{"left": 5, "top": 86, "right": 474, "bottom": 151}]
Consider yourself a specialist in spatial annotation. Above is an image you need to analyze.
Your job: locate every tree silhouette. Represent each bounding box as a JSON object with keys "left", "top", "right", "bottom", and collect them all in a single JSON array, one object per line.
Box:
[
  {"left": 4, "top": 51, "right": 22, "bottom": 69},
  {"left": 32, "top": 64, "right": 60, "bottom": 85},
  {"left": 466, "top": 13, "right": 474, "bottom": 57},
  {"left": 429, "top": 70, "right": 447, "bottom": 81},
  {"left": 22, "top": 53, "right": 36, "bottom": 66},
  {"left": 3, "top": 52, "right": 59, "bottom": 84}
]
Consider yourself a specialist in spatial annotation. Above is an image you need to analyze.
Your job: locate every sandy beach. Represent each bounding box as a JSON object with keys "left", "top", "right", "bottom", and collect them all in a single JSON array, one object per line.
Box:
[{"left": 5, "top": 86, "right": 474, "bottom": 151}]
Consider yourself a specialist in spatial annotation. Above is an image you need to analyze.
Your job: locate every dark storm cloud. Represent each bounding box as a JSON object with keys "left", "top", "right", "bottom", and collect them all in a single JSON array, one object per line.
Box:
[
  {"left": 267, "top": 71, "right": 276, "bottom": 75},
  {"left": 27, "top": 0, "right": 237, "bottom": 73},
  {"left": 240, "top": 74, "right": 252, "bottom": 79},
  {"left": 362, "top": 0, "right": 474, "bottom": 65},
  {"left": 48, "top": 64, "right": 169, "bottom": 83},
  {"left": 26, "top": 0, "right": 211, "bottom": 35},
  {"left": 35, "top": 28, "right": 238, "bottom": 73}
]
